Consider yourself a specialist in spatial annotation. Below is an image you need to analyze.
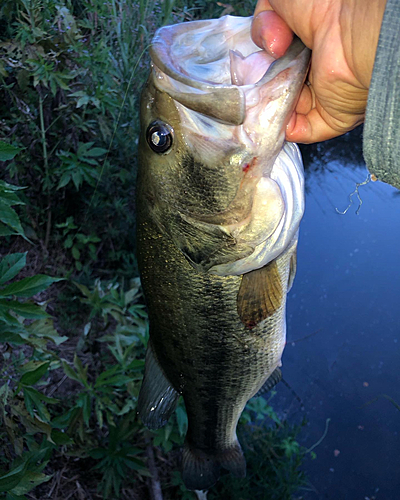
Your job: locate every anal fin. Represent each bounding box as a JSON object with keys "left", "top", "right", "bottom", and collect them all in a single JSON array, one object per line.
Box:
[
  {"left": 217, "top": 441, "right": 246, "bottom": 479},
  {"left": 137, "top": 342, "right": 179, "bottom": 429},
  {"left": 254, "top": 367, "right": 282, "bottom": 397},
  {"left": 237, "top": 259, "right": 283, "bottom": 329}
]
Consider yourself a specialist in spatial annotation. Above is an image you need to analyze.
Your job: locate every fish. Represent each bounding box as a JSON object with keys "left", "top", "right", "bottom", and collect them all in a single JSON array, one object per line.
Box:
[{"left": 136, "top": 15, "right": 310, "bottom": 491}]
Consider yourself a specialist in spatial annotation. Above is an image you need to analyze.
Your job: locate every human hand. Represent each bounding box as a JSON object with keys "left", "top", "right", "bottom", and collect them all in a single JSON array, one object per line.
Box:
[{"left": 251, "top": 0, "right": 387, "bottom": 143}]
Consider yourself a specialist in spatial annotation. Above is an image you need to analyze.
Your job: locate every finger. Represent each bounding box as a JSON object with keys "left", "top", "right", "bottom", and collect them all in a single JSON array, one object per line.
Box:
[
  {"left": 294, "top": 83, "right": 314, "bottom": 115},
  {"left": 251, "top": 11, "right": 293, "bottom": 57},
  {"left": 268, "top": 0, "right": 315, "bottom": 48},
  {"left": 285, "top": 83, "right": 314, "bottom": 134},
  {"left": 268, "top": 0, "right": 305, "bottom": 29},
  {"left": 286, "top": 108, "right": 349, "bottom": 144},
  {"left": 254, "top": 0, "right": 273, "bottom": 17}
]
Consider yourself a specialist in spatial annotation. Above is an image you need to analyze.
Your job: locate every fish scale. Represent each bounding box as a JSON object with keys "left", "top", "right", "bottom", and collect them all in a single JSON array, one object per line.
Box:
[{"left": 137, "top": 15, "right": 309, "bottom": 491}]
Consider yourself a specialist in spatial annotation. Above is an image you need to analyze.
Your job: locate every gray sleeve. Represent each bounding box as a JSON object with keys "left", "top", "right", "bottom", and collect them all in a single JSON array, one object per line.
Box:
[{"left": 363, "top": 0, "right": 400, "bottom": 190}]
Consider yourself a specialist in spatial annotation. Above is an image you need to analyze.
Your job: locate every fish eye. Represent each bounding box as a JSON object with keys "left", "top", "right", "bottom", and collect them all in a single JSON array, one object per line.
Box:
[{"left": 146, "top": 120, "right": 173, "bottom": 154}]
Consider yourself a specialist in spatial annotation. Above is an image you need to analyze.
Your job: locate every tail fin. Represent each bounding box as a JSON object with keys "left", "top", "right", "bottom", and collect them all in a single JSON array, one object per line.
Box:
[
  {"left": 217, "top": 442, "right": 246, "bottom": 478},
  {"left": 182, "top": 441, "right": 246, "bottom": 491}
]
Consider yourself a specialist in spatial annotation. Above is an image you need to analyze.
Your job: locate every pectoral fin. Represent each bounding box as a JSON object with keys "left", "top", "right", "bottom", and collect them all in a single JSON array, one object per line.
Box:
[
  {"left": 137, "top": 341, "right": 179, "bottom": 429},
  {"left": 237, "top": 259, "right": 283, "bottom": 329}
]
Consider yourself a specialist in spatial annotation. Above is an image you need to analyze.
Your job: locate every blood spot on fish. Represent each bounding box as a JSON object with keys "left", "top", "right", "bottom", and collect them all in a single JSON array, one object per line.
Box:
[{"left": 242, "top": 157, "right": 257, "bottom": 173}]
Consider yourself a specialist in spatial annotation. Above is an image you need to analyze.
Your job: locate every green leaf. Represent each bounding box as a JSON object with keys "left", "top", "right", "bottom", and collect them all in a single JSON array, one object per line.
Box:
[
  {"left": 57, "top": 172, "right": 72, "bottom": 189},
  {"left": 71, "top": 246, "right": 80, "bottom": 260},
  {"left": 89, "top": 448, "right": 107, "bottom": 459},
  {"left": 51, "top": 429, "right": 73, "bottom": 445},
  {"left": 95, "top": 374, "right": 133, "bottom": 388},
  {"left": 0, "top": 253, "right": 27, "bottom": 285},
  {"left": 20, "top": 361, "right": 50, "bottom": 386},
  {"left": 0, "top": 299, "right": 49, "bottom": 319},
  {"left": 10, "top": 469, "right": 52, "bottom": 495},
  {"left": 76, "top": 95, "right": 90, "bottom": 108},
  {"left": 53, "top": 407, "right": 81, "bottom": 431},
  {"left": 175, "top": 406, "right": 188, "bottom": 438},
  {"left": 64, "top": 234, "right": 74, "bottom": 248},
  {"left": 0, "top": 275, "right": 63, "bottom": 297},
  {"left": 0, "top": 201, "right": 24, "bottom": 236},
  {"left": 0, "top": 461, "right": 27, "bottom": 493},
  {"left": 61, "top": 360, "right": 81, "bottom": 383},
  {"left": 6, "top": 492, "right": 27, "bottom": 500},
  {"left": 0, "top": 222, "right": 17, "bottom": 236},
  {"left": 0, "top": 191, "right": 25, "bottom": 207},
  {"left": 25, "top": 387, "right": 59, "bottom": 405},
  {"left": 72, "top": 281, "right": 90, "bottom": 297},
  {"left": 26, "top": 319, "right": 68, "bottom": 345},
  {"left": 0, "top": 180, "right": 26, "bottom": 192},
  {"left": 85, "top": 147, "right": 107, "bottom": 157},
  {"left": 0, "top": 325, "right": 25, "bottom": 344},
  {"left": 94, "top": 365, "right": 119, "bottom": 387},
  {"left": 23, "top": 387, "right": 58, "bottom": 421},
  {"left": 73, "top": 354, "right": 89, "bottom": 387},
  {"left": 0, "top": 142, "right": 22, "bottom": 162},
  {"left": 19, "top": 414, "right": 55, "bottom": 444},
  {"left": 79, "top": 392, "right": 91, "bottom": 425}
]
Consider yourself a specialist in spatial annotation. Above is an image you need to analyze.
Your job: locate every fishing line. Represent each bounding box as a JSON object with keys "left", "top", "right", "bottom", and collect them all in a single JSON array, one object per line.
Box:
[
  {"left": 305, "top": 418, "right": 331, "bottom": 454},
  {"left": 280, "top": 378, "right": 304, "bottom": 409},
  {"left": 359, "top": 393, "right": 400, "bottom": 411},
  {"left": 335, "top": 173, "right": 372, "bottom": 215},
  {"left": 289, "top": 328, "right": 322, "bottom": 345}
]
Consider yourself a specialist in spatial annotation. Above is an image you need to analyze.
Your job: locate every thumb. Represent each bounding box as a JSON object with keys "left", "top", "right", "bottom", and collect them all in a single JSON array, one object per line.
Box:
[
  {"left": 255, "top": 0, "right": 315, "bottom": 48},
  {"left": 252, "top": 9, "right": 293, "bottom": 57}
]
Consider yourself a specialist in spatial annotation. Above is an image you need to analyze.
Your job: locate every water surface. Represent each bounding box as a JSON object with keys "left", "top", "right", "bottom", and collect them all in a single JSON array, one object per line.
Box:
[{"left": 276, "top": 128, "right": 400, "bottom": 499}]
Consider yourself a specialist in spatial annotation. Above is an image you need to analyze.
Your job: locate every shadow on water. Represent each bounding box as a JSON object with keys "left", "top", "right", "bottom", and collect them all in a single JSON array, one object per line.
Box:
[{"left": 275, "top": 126, "right": 400, "bottom": 499}]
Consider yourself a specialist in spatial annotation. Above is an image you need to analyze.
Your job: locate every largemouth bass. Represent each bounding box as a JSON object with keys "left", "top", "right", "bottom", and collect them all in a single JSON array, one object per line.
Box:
[{"left": 137, "top": 15, "right": 310, "bottom": 491}]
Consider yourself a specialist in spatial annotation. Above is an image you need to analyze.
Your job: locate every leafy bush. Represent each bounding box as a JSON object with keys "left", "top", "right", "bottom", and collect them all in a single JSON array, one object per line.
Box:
[
  {"left": 0, "top": 0, "right": 169, "bottom": 276},
  {"left": 1, "top": 1, "right": 315, "bottom": 498},
  {"left": 0, "top": 266, "right": 312, "bottom": 499}
]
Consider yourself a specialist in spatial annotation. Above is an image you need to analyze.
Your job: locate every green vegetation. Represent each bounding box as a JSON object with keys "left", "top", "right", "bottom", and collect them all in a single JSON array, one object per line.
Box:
[{"left": 0, "top": 1, "right": 314, "bottom": 498}]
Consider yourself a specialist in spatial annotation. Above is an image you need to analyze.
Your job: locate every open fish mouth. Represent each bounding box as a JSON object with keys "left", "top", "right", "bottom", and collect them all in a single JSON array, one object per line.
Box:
[{"left": 150, "top": 15, "right": 310, "bottom": 134}]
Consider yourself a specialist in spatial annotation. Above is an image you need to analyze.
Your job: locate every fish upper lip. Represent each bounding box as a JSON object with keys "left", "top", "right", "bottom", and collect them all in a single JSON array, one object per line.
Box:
[
  {"left": 149, "top": 16, "right": 310, "bottom": 126},
  {"left": 151, "top": 35, "right": 308, "bottom": 91}
]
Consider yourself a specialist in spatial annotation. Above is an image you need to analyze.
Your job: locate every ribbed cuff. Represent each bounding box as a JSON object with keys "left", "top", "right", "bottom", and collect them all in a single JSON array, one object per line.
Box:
[{"left": 363, "top": 0, "right": 400, "bottom": 190}]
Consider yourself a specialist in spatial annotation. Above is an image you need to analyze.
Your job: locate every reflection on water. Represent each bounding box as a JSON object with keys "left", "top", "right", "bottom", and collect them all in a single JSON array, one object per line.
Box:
[{"left": 275, "top": 126, "right": 400, "bottom": 499}]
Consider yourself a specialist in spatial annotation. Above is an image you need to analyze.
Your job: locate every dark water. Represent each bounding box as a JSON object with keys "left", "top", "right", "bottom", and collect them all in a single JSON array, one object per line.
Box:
[{"left": 276, "top": 128, "right": 400, "bottom": 499}]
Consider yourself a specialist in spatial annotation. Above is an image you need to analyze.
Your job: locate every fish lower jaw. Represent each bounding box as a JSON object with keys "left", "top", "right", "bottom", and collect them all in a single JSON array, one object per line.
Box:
[{"left": 210, "top": 142, "right": 304, "bottom": 276}]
